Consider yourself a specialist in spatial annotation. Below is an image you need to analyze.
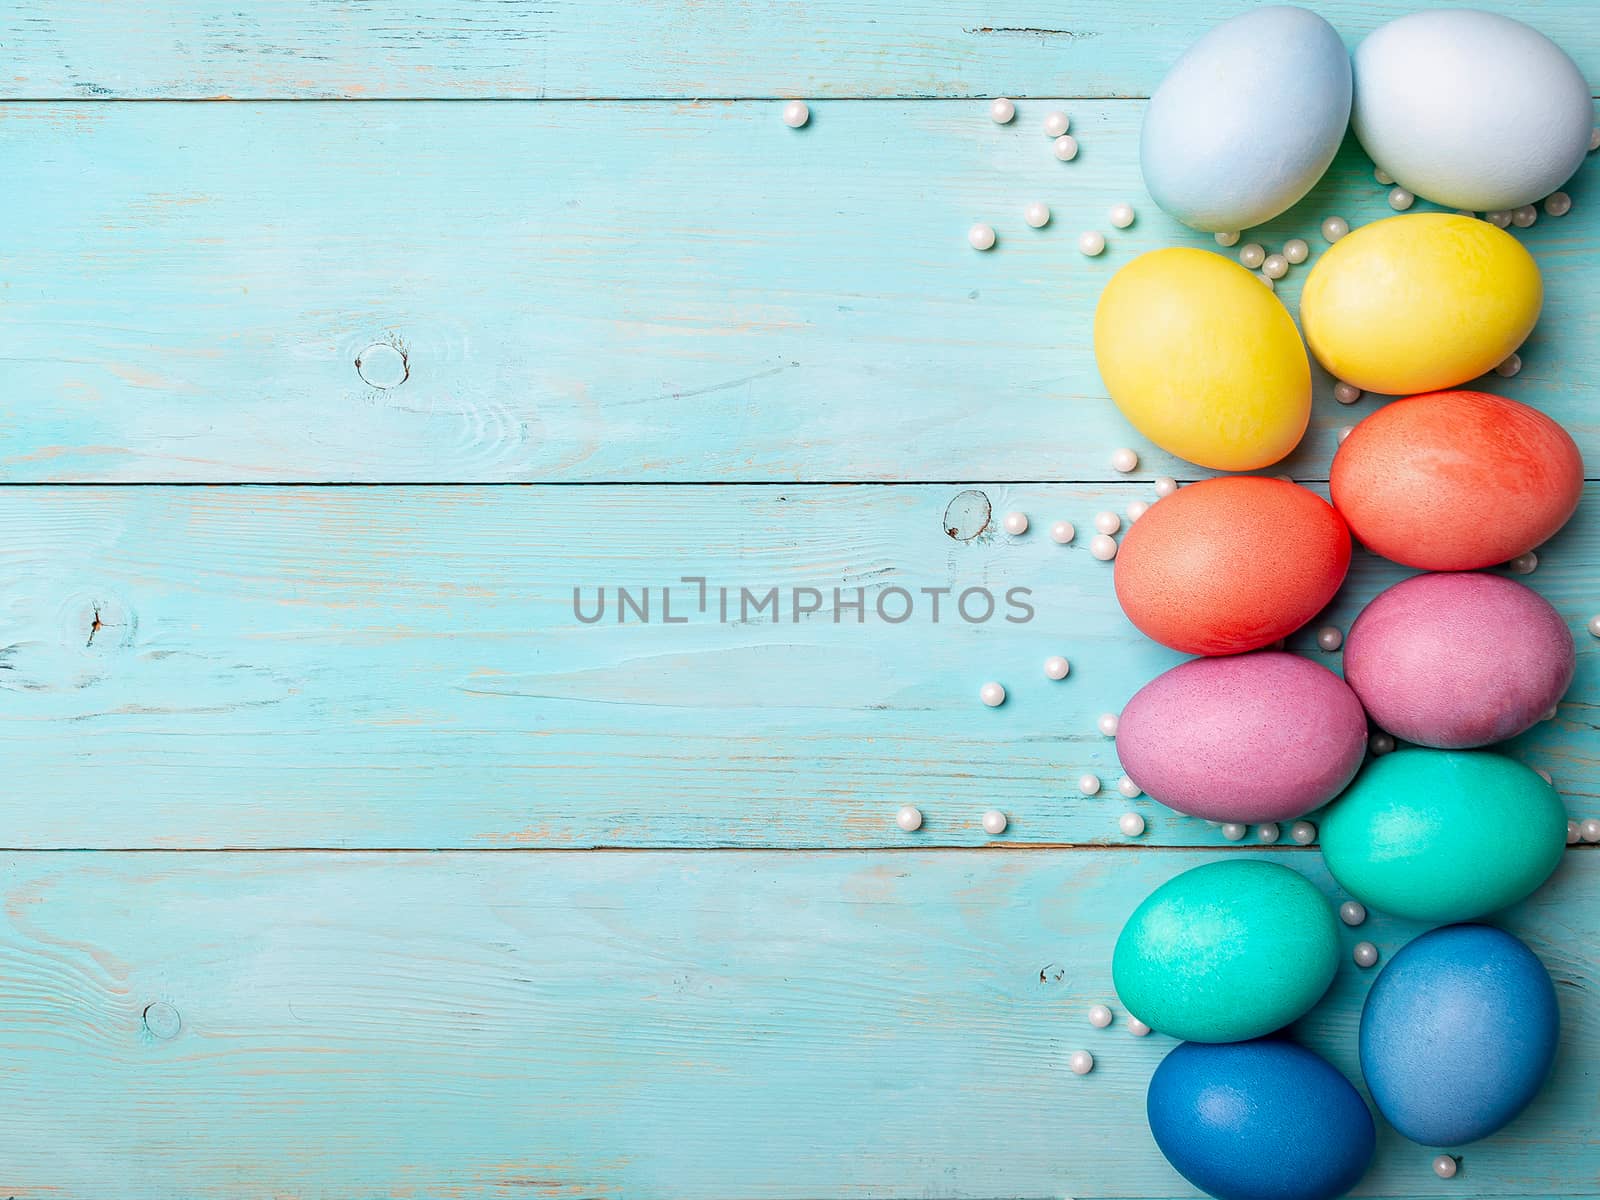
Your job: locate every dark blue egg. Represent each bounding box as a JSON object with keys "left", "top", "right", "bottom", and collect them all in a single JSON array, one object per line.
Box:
[
  {"left": 1148, "top": 1040, "right": 1375, "bottom": 1200},
  {"left": 1360, "top": 924, "right": 1559, "bottom": 1146}
]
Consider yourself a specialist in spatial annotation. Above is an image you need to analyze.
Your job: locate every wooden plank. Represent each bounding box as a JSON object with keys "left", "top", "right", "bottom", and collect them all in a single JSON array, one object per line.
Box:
[
  {"left": 3, "top": 1, "right": 1599, "bottom": 99},
  {"left": 2, "top": 100, "right": 1598, "bottom": 483},
  {"left": 0, "top": 847, "right": 1591, "bottom": 1198},
  {"left": 1, "top": 482, "right": 1594, "bottom": 849}
]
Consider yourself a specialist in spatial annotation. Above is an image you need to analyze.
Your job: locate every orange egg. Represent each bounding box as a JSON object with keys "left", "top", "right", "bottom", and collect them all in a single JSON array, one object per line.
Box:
[
  {"left": 1331, "top": 390, "right": 1582, "bottom": 570},
  {"left": 1115, "top": 477, "right": 1351, "bottom": 655}
]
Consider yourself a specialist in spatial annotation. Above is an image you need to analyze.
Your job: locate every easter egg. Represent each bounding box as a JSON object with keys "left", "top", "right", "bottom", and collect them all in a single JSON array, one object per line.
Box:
[
  {"left": 1114, "top": 477, "right": 1350, "bottom": 655},
  {"left": 1149, "top": 1040, "right": 1376, "bottom": 1200},
  {"left": 1300, "top": 214, "right": 1541, "bottom": 396},
  {"left": 1142, "top": 7, "right": 1351, "bottom": 232},
  {"left": 1095, "top": 249, "right": 1311, "bottom": 471},
  {"left": 1331, "top": 391, "right": 1583, "bottom": 571},
  {"left": 1117, "top": 652, "right": 1367, "bottom": 823},
  {"left": 1320, "top": 749, "right": 1567, "bottom": 923},
  {"left": 1343, "top": 573, "right": 1574, "bottom": 748},
  {"left": 1352, "top": 11, "right": 1592, "bottom": 212},
  {"left": 1113, "top": 860, "right": 1339, "bottom": 1042},
  {"left": 1361, "top": 925, "right": 1559, "bottom": 1145}
]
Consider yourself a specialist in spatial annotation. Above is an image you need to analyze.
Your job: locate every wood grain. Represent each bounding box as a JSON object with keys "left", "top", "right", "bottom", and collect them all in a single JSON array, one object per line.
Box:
[
  {"left": 3, "top": 0, "right": 1598, "bottom": 99},
  {"left": 3, "top": 100, "right": 1598, "bottom": 483}
]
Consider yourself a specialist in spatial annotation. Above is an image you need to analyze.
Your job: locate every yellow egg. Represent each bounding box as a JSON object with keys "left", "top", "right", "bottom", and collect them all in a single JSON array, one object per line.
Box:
[
  {"left": 1300, "top": 214, "right": 1541, "bottom": 395},
  {"left": 1094, "top": 248, "right": 1311, "bottom": 471}
]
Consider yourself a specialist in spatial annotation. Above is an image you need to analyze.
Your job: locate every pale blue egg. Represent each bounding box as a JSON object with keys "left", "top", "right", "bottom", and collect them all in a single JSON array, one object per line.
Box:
[{"left": 1141, "top": 7, "right": 1352, "bottom": 233}]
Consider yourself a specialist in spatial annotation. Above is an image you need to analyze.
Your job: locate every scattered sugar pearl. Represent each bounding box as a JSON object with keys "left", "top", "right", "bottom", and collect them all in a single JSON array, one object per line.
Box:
[
  {"left": 1089, "top": 533, "right": 1118, "bottom": 561},
  {"left": 982, "top": 809, "right": 1008, "bottom": 835},
  {"left": 1291, "top": 820, "right": 1317, "bottom": 845},
  {"left": 1546, "top": 191, "right": 1573, "bottom": 217},
  {"left": 1509, "top": 551, "right": 1538, "bottom": 575},
  {"left": 1262, "top": 253, "right": 1288, "bottom": 280},
  {"left": 1025, "top": 201, "right": 1051, "bottom": 228},
  {"left": 1485, "top": 210, "right": 1512, "bottom": 228},
  {"left": 1002, "top": 510, "right": 1029, "bottom": 535},
  {"left": 1068, "top": 1049, "right": 1094, "bottom": 1076},
  {"left": 1369, "top": 732, "right": 1395, "bottom": 756},
  {"left": 1536, "top": 768, "right": 1552, "bottom": 785},
  {"left": 1110, "top": 447, "right": 1139, "bottom": 473},
  {"left": 1079, "top": 774, "right": 1101, "bottom": 797},
  {"left": 1044, "top": 656, "right": 1070, "bottom": 681},
  {"left": 1117, "top": 776, "right": 1141, "bottom": 799},
  {"left": 1337, "top": 425, "right": 1354, "bottom": 444},
  {"left": 1512, "top": 204, "right": 1537, "bottom": 228},
  {"left": 1569, "top": 819, "right": 1582, "bottom": 845},
  {"left": 1050, "top": 520, "right": 1076, "bottom": 545},
  {"left": 1078, "top": 230, "right": 1106, "bottom": 256},
  {"left": 1088, "top": 1004, "right": 1113, "bottom": 1028},
  {"left": 1109, "top": 202, "right": 1136, "bottom": 229},
  {"left": 1044, "top": 111, "right": 1070, "bottom": 137},
  {"left": 1127, "top": 1016, "right": 1151, "bottom": 1037},
  {"left": 968, "top": 223, "right": 997, "bottom": 251},
  {"left": 896, "top": 805, "right": 922, "bottom": 832},
  {"left": 1334, "top": 381, "right": 1362, "bottom": 405},
  {"left": 1374, "top": 167, "right": 1395, "bottom": 185},
  {"left": 1126, "top": 500, "right": 1149, "bottom": 523},
  {"left": 1119, "top": 811, "right": 1146, "bottom": 838},
  {"left": 1257, "top": 273, "right": 1275, "bottom": 291},
  {"left": 1257, "top": 822, "right": 1280, "bottom": 844},
  {"left": 1543, "top": 705, "right": 1559, "bottom": 722},
  {"left": 1456, "top": 209, "right": 1476, "bottom": 218},
  {"left": 1214, "top": 231, "right": 1240, "bottom": 247},
  {"left": 1284, "top": 238, "right": 1309, "bottom": 265},
  {"left": 1582, "top": 818, "right": 1600, "bottom": 843},
  {"left": 1321, "top": 216, "right": 1349, "bottom": 242},
  {"left": 1316, "top": 625, "right": 1344, "bottom": 652},
  {"left": 782, "top": 100, "right": 810, "bottom": 128},
  {"left": 1388, "top": 187, "right": 1415, "bottom": 211},
  {"left": 1053, "top": 134, "right": 1079, "bottom": 161},
  {"left": 989, "top": 97, "right": 1016, "bottom": 124},
  {"left": 1433, "top": 1156, "right": 1459, "bottom": 1181},
  {"left": 1591, "top": 126, "right": 1600, "bottom": 152},
  {"left": 1354, "top": 942, "right": 1379, "bottom": 969},
  {"left": 980, "top": 681, "right": 1006, "bottom": 707},
  {"left": 1340, "top": 900, "right": 1367, "bottom": 926},
  {"left": 1153, "top": 476, "right": 1178, "bottom": 498},
  {"left": 1494, "top": 352, "right": 1522, "bottom": 378},
  {"left": 1094, "top": 511, "right": 1121, "bottom": 536},
  {"left": 1238, "top": 243, "right": 1266, "bottom": 269},
  {"left": 1220, "top": 823, "right": 1247, "bottom": 842},
  {"left": 1097, "top": 713, "right": 1119, "bottom": 737},
  {"left": 1588, "top": 615, "right": 1600, "bottom": 638}
]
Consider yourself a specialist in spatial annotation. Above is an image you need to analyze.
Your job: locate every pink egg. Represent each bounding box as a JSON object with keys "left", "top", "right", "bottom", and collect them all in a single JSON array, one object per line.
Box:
[
  {"left": 1117, "top": 652, "right": 1369, "bottom": 823},
  {"left": 1343, "top": 573, "right": 1574, "bottom": 748}
]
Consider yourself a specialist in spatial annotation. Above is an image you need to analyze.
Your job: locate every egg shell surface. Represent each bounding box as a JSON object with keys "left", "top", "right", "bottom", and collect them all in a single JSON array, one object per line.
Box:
[
  {"left": 1094, "top": 249, "right": 1311, "bottom": 472},
  {"left": 1319, "top": 749, "right": 1567, "bottom": 923},
  {"left": 1113, "top": 859, "right": 1339, "bottom": 1042},
  {"left": 1360, "top": 925, "right": 1559, "bottom": 1146},
  {"left": 1331, "top": 391, "right": 1583, "bottom": 570},
  {"left": 1149, "top": 1039, "right": 1376, "bottom": 1200},
  {"left": 1141, "top": 6, "right": 1352, "bottom": 233},
  {"left": 1342, "top": 573, "right": 1575, "bottom": 748},
  {"left": 1300, "top": 214, "right": 1541, "bottom": 396},
  {"left": 1352, "top": 10, "right": 1592, "bottom": 212},
  {"left": 1114, "top": 477, "right": 1350, "bottom": 655},
  {"left": 1117, "top": 652, "right": 1367, "bottom": 823}
]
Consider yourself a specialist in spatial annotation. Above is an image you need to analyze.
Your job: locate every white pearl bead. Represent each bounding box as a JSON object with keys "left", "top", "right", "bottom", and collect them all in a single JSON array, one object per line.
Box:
[
  {"left": 1238, "top": 243, "right": 1266, "bottom": 269},
  {"left": 1588, "top": 614, "right": 1600, "bottom": 638},
  {"left": 1109, "top": 447, "right": 1139, "bottom": 473},
  {"left": 1002, "top": 510, "right": 1028, "bottom": 535},
  {"left": 1078, "top": 230, "right": 1106, "bottom": 256},
  {"left": 1433, "top": 1155, "right": 1459, "bottom": 1181},
  {"left": 1088, "top": 1004, "right": 1113, "bottom": 1028},
  {"left": 1257, "top": 822, "right": 1280, "bottom": 843},
  {"left": 1117, "top": 775, "right": 1141, "bottom": 798},
  {"left": 1079, "top": 773, "right": 1101, "bottom": 797},
  {"left": 1354, "top": 941, "right": 1379, "bottom": 969},
  {"left": 1544, "top": 705, "right": 1559, "bottom": 722},
  {"left": 896, "top": 804, "right": 922, "bottom": 831},
  {"left": 1536, "top": 767, "right": 1552, "bottom": 785},
  {"left": 1495, "top": 352, "right": 1522, "bottom": 378},
  {"left": 1485, "top": 210, "right": 1513, "bottom": 228},
  {"left": 1340, "top": 900, "right": 1367, "bottom": 926},
  {"left": 1262, "top": 253, "right": 1288, "bottom": 280},
  {"left": 1043, "top": 111, "right": 1070, "bottom": 137},
  {"left": 1025, "top": 201, "right": 1051, "bottom": 228},
  {"left": 1388, "top": 187, "right": 1415, "bottom": 211},
  {"left": 1582, "top": 817, "right": 1600, "bottom": 843},
  {"left": 1044, "top": 655, "right": 1070, "bottom": 680},
  {"left": 1509, "top": 551, "right": 1538, "bottom": 575},
  {"left": 1321, "top": 216, "right": 1349, "bottom": 242},
  {"left": 1257, "top": 273, "right": 1274, "bottom": 291},
  {"left": 1546, "top": 191, "right": 1573, "bottom": 217},
  {"left": 1369, "top": 732, "right": 1395, "bottom": 756},
  {"left": 1125, "top": 500, "right": 1149, "bottom": 523},
  {"left": 1221, "top": 822, "right": 1247, "bottom": 842},
  {"left": 1068, "top": 1049, "right": 1094, "bottom": 1075},
  {"left": 982, "top": 809, "right": 1008, "bottom": 835},
  {"left": 989, "top": 97, "right": 1016, "bottom": 124},
  {"left": 1119, "top": 811, "right": 1146, "bottom": 837},
  {"left": 1283, "top": 238, "right": 1310, "bottom": 265},
  {"left": 1568, "top": 819, "right": 1581, "bottom": 844},
  {"left": 1456, "top": 209, "right": 1476, "bottom": 218},
  {"left": 1109, "top": 202, "right": 1136, "bottom": 229},
  {"left": 1334, "top": 381, "right": 1362, "bottom": 405},
  {"left": 1089, "top": 533, "right": 1117, "bottom": 561},
  {"left": 1316, "top": 625, "right": 1344, "bottom": 652},
  {"left": 1374, "top": 167, "right": 1394, "bottom": 185},
  {"left": 1512, "top": 204, "right": 1538, "bottom": 228},
  {"left": 1097, "top": 713, "right": 1119, "bottom": 737},
  {"left": 1093, "top": 510, "right": 1121, "bottom": 535},
  {"left": 968, "top": 223, "right": 996, "bottom": 251},
  {"left": 1053, "top": 134, "right": 1079, "bottom": 161},
  {"left": 1214, "top": 231, "right": 1240, "bottom": 247},
  {"left": 980, "top": 681, "right": 1006, "bottom": 707},
  {"left": 1153, "top": 476, "right": 1178, "bottom": 498},
  {"left": 782, "top": 100, "right": 810, "bottom": 128},
  {"left": 1591, "top": 126, "right": 1600, "bottom": 152},
  {"left": 1050, "top": 520, "right": 1076, "bottom": 545},
  {"left": 1291, "top": 820, "right": 1317, "bottom": 845},
  {"left": 1127, "top": 1016, "right": 1151, "bottom": 1037},
  {"left": 1337, "top": 425, "right": 1354, "bottom": 444}
]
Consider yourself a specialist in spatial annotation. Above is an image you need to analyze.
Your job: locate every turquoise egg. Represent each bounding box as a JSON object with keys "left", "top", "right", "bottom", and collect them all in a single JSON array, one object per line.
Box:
[
  {"left": 1320, "top": 750, "right": 1567, "bottom": 922},
  {"left": 1113, "top": 860, "right": 1339, "bottom": 1042}
]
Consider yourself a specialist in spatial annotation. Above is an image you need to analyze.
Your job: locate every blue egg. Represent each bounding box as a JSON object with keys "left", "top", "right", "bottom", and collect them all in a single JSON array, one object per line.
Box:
[
  {"left": 1148, "top": 1040, "right": 1375, "bottom": 1200},
  {"left": 1360, "top": 925, "right": 1559, "bottom": 1146},
  {"left": 1141, "top": 7, "right": 1352, "bottom": 233}
]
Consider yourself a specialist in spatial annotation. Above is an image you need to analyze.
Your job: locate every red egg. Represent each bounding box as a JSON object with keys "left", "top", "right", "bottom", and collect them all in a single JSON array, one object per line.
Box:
[
  {"left": 1114, "top": 477, "right": 1351, "bottom": 655},
  {"left": 1331, "top": 390, "right": 1582, "bottom": 570}
]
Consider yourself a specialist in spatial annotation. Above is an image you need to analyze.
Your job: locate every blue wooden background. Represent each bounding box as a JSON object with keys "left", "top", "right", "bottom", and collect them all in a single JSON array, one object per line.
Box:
[{"left": 0, "top": 3, "right": 1595, "bottom": 1197}]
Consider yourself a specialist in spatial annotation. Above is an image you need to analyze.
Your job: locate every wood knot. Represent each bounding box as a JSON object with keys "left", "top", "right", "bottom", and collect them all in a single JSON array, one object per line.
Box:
[
  {"left": 943, "top": 489, "right": 991, "bottom": 541},
  {"left": 355, "top": 341, "right": 409, "bottom": 389},
  {"left": 142, "top": 1001, "right": 181, "bottom": 1040}
]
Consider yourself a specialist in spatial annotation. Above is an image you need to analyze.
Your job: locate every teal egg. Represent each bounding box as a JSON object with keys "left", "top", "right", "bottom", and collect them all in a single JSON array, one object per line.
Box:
[
  {"left": 1320, "top": 749, "right": 1567, "bottom": 922},
  {"left": 1113, "top": 860, "right": 1339, "bottom": 1042}
]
